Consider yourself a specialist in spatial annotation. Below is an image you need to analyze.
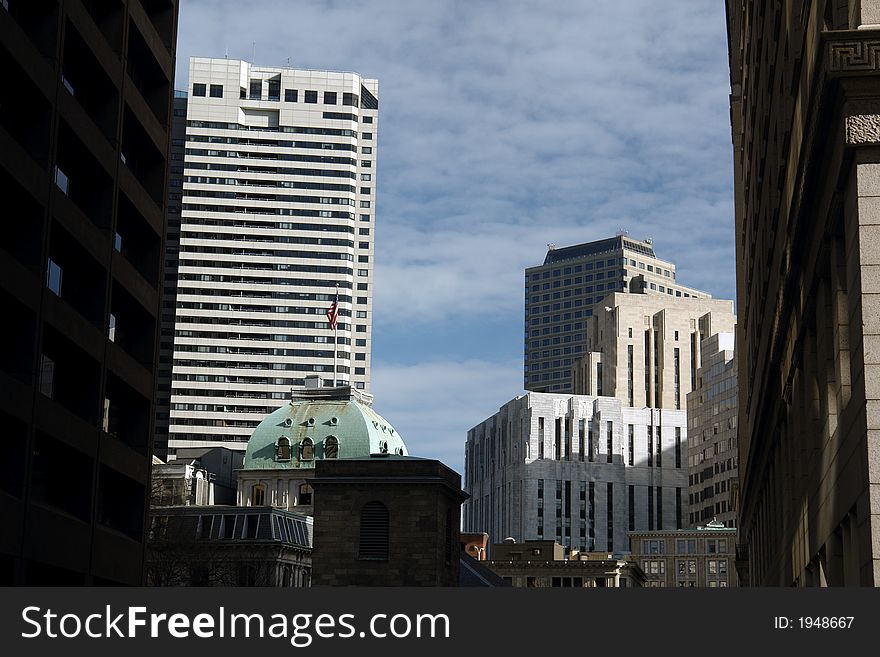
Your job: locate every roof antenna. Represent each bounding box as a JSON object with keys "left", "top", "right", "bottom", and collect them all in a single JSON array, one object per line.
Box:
[{"left": 252, "top": 41, "right": 256, "bottom": 63}]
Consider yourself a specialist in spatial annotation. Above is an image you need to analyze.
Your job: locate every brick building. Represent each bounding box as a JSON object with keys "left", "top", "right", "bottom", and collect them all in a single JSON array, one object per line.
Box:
[{"left": 311, "top": 455, "right": 467, "bottom": 586}]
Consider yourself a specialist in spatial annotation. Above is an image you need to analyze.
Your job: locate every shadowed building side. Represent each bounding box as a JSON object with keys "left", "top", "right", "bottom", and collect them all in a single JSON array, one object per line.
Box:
[{"left": 726, "top": 0, "right": 880, "bottom": 585}]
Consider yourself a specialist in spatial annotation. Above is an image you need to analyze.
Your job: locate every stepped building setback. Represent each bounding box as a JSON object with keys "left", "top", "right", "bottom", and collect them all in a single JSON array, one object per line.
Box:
[{"left": 525, "top": 236, "right": 711, "bottom": 393}]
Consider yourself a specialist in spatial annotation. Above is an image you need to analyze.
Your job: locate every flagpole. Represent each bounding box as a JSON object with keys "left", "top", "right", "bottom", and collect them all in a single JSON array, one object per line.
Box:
[{"left": 333, "top": 283, "right": 338, "bottom": 387}]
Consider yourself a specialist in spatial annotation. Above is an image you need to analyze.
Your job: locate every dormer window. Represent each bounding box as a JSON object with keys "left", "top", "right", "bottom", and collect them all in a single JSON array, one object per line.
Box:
[
  {"left": 300, "top": 437, "right": 314, "bottom": 461},
  {"left": 276, "top": 436, "right": 291, "bottom": 461},
  {"left": 325, "top": 436, "right": 339, "bottom": 459}
]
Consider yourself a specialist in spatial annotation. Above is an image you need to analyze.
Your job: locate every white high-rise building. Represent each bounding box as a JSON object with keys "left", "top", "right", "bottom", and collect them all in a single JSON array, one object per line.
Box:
[
  {"left": 463, "top": 392, "right": 689, "bottom": 554},
  {"left": 167, "top": 57, "right": 378, "bottom": 454}
]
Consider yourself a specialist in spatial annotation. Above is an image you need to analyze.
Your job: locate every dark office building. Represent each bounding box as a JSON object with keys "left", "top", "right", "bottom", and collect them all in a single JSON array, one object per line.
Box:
[
  {"left": 0, "top": 0, "right": 179, "bottom": 585},
  {"left": 153, "top": 90, "right": 185, "bottom": 460},
  {"left": 524, "top": 236, "right": 711, "bottom": 393}
]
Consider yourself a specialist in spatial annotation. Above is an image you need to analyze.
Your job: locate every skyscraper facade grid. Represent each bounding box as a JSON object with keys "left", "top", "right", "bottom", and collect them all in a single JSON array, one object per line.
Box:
[{"left": 165, "top": 57, "right": 378, "bottom": 455}]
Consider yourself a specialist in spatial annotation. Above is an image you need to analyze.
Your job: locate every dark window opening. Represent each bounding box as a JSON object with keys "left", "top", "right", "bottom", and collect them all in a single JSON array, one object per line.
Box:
[{"left": 358, "top": 501, "right": 389, "bottom": 560}]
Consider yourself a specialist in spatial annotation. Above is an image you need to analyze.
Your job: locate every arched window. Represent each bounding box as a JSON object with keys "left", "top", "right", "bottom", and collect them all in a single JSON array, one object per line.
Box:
[
  {"left": 276, "top": 436, "right": 291, "bottom": 460},
  {"left": 324, "top": 436, "right": 339, "bottom": 459},
  {"left": 300, "top": 437, "right": 314, "bottom": 461},
  {"left": 358, "top": 501, "right": 389, "bottom": 561},
  {"left": 298, "top": 483, "right": 313, "bottom": 505},
  {"left": 251, "top": 484, "right": 266, "bottom": 506}
]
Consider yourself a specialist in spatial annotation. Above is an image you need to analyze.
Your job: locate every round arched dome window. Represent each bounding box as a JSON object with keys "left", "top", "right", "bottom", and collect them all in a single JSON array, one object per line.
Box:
[{"left": 276, "top": 436, "right": 292, "bottom": 461}]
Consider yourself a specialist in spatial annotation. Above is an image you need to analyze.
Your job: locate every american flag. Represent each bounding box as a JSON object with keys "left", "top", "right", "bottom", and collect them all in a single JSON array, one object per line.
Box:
[{"left": 326, "top": 290, "right": 339, "bottom": 331}]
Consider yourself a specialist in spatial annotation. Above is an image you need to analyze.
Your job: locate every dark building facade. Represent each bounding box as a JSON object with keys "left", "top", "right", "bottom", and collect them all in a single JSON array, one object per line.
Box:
[
  {"left": 146, "top": 505, "right": 312, "bottom": 587},
  {"left": 153, "top": 90, "right": 185, "bottom": 460},
  {"left": 726, "top": 0, "right": 880, "bottom": 585},
  {"left": 0, "top": 0, "right": 179, "bottom": 585},
  {"left": 311, "top": 456, "right": 467, "bottom": 586}
]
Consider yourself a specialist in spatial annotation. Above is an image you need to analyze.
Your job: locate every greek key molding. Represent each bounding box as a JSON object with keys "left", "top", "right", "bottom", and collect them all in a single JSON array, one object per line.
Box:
[{"left": 828, "top": 39, "right": 880, "bottom": 72}]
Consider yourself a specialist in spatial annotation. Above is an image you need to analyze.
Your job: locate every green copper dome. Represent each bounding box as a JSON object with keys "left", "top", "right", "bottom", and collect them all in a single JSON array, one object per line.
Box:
[{"left": 242, "top": 386, "right": 407, "bottom": 471}]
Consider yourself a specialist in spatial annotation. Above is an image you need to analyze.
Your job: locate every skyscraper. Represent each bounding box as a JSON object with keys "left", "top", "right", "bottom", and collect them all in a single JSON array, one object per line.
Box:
[
  {"left": 686, "top": 332, "right": 738, "bottom": 528},
  {"left": 463, "top": 392, "right": 689, "bottom": 552},
  {"left": 165, "top": 58, "right": 378, "bottom": 455},
  {"left": 524, "top": 236, "right": 711, "bottom": 393},
  {"left": 0, "top": 0, "right": 179, "bottom": 584},
  {"left": 572, "top": 292, "right": 736, "bottom": 410},
  {"left": 727, "top": 1, "right": 880, "bottom": 585}
]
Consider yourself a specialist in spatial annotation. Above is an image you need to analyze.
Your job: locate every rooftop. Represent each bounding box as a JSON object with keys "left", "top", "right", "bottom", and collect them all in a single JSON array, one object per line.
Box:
[
  {"left": 538, "top": 236, "right": 657, "bottom": 266},
  {"left": 241, "top": 385, "right": 407, "bottom": 471}
]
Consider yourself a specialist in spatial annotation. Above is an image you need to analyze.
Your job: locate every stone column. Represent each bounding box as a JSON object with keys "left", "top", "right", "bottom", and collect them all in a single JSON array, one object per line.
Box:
[{"left": 851, "top": 0, "right": 880, "bottom": 29}]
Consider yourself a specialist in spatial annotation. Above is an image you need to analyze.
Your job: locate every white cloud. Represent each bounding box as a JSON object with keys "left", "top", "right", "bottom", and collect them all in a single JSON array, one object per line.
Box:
[
  {"left": 371, "top": 358, "right": 523, "bottom": 474},
  {"left": 174, "top": 1, "right": 738, "bottom": 461}
]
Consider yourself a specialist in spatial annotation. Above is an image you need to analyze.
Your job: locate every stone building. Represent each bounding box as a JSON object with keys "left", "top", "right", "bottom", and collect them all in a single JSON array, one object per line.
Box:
[
  {"left": 525, "top": 236, "right": 712, "bottom": 393},
  {"left": 151, "top": 446, "right": 242, "bottom": 506},
  {"left": 463, "top": 392, "right": 688, "bottom": 554},
  {"left": 726, "top": 0, "right": 880, "bottom": 585},
  {"left": 686, "top": 333, "right": 738, "bottom": 527},
  {"left": 629, "top": 522, "right": 738, "bottom": 587},
  {"left": 572, "top": 293, "right": 736, "bottom": 411},
  {"left": 486, "top": 539, "right": 645, "bottom": 587},
  {"left": 0, "top": 0, "right": 179, "bottom": 585},
  {"left": 146, "top": 505, "right": 312, "bottom": 587},
  {"left": 310, "top": 456, "right": 467, "bottom": 586},
  {"left": 236, "top": 380, "right": 406, "bottom": 516}
]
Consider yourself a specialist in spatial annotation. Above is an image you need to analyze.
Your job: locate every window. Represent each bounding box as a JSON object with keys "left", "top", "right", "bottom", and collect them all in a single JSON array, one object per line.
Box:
[
  {"left": 276, "top": 436, "right": 292, "bottom": 460},
  {"left": 251, "top": 484, "right": 265, "bottom": 506},
  {"left": 39, "top": 355, "right": 55, "bottom": 398},
  {"left": 362, "top": 132, "right": 373, "bottom": 140},
  {"left": 304, "top": 90, "right": 318, "bottom": 103},
  {"left": 358, "top": 501, "right": 389, "bottom": 560},
  {"left": 360, "top": 200, "right": 370, "bottom": 208},
  {"left": 268, "top": 79, "right": 280, "bottom": 100},
  {"left": 324, "top": 436, "right": 339, "bottom": 459},
  {"left": 298, "top": 483, "right": 313, "bottom": 505},
  {"left": 362, "top": 147, "right": 372, "bottom": 154},
  {"left": 46, "top": 258, "right": 62, "bottom": 296},
  {"left": 209, "top": 84, "right": 223, "bottom": 98},
  {"left": 284, "top": 89, "right": 298, "bottom": 102},
  {"left": 192, "top": 83, "right": 206, "bottom": 97},
  {"left": 362, "top": 115, "right": 373, "bottom": 123},
  {"left": 324, "top": 91, "right": 337, "bottom": 105},
  {"left": 299, "top": 437, "right": 314, "bottom": 460},
  {"left": 54, "top": 166, "right": 69, "bottom": 195},
  {"left": 248, "top": 80, "right": 261, "bottom": 99},
  {"left": 362, "top": 160, "right": 371, "bottom": 167},
  {"left": 361, "top": 173, "right": 372, "bottom": 181},
  {"left": 343, "top": 92, "right": 359, "bottom": 107}
]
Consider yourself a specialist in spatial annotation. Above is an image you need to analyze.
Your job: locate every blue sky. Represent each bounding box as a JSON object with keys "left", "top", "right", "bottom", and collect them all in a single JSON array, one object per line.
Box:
[{"left": 176, "top": 0, "right": 736, "bottom": 474}]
